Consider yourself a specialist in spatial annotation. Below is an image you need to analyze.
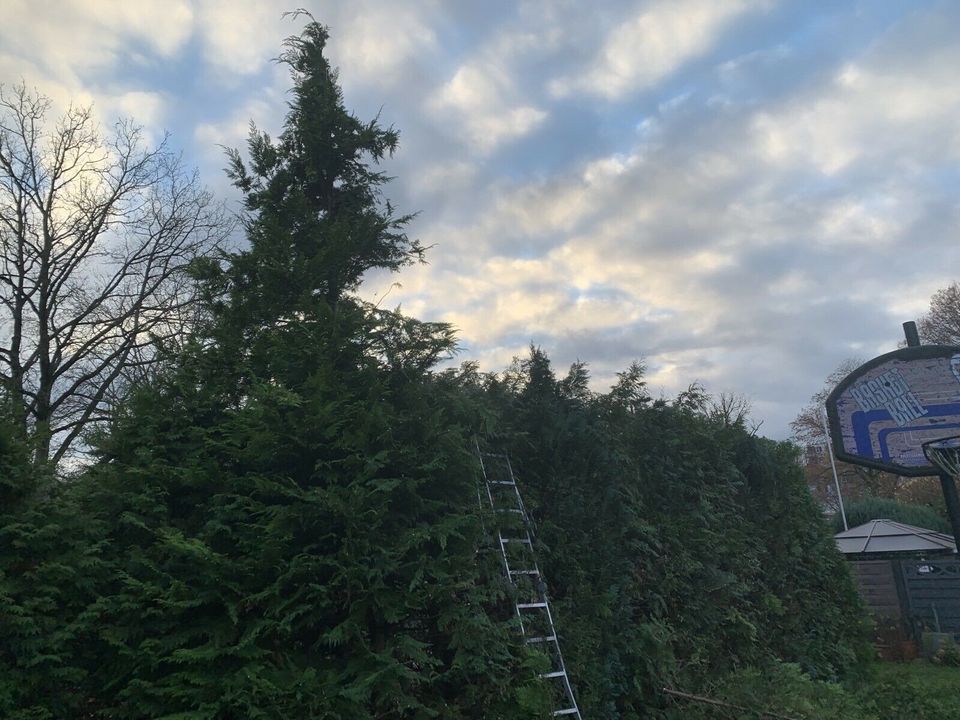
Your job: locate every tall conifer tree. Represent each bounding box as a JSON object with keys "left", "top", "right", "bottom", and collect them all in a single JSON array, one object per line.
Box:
[{"left": 80, "top": 19, "right": 537, "bottom": 719}]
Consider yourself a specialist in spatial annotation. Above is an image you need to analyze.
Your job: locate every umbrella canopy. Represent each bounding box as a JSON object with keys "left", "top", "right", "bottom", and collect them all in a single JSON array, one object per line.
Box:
[{"left": 835, "top": 519, "right": 956, "bottom": 555}]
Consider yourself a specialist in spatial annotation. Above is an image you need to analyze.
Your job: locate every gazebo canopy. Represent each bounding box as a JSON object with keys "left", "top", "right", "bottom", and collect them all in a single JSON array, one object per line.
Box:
[{"left": 835, "top": 519, "right": 956, "bottom": 555}]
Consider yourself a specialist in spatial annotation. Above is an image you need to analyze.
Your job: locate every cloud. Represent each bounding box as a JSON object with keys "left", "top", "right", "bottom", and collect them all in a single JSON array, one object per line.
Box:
[
  {"left": 194, "top": 93, "right": 280, "bottom": 152},
  {"left": 195, "top": 0, "right": 284, "bottom": 77},
  {"left": 754, "top": 59, "right": 960, "bottom": 175},
  {"left": 366, "top": 3, "right": 960, "bottom": 440},
  {"left": 0, "top": 0, "right": 195, "bottom": 144},
  {"left": 430, "top": 60, "right": 547, "bottom": 154},
  {"left": 110, "top": 91, "right": 167, "bottom": 127},
  {"left": 335, "top": 3, "right": 439, "bottom": 85},
  {"left": 0, "top": 0, "right": 192, "bottom": 90},
  {"left": 7, "top": 0, "right": 960, "bottom": 442},
  {"left": 550, "top": 0, "right": 767, "bottom": 99}
]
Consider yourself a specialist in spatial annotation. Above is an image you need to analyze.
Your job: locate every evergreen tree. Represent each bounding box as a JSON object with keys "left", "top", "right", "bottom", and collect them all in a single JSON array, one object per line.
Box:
[
  {"left": 0, "top": 404, "right": 107, "bottom": 718},
  {"left": 217, "top": 19, "right": 421, "bottom": 327},
  {"left": 75, "top": 20, "right": 537, "bottom": 719}
]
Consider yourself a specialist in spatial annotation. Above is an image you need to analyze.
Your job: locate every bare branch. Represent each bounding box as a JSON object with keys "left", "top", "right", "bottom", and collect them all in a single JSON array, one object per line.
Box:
[{"left": 0, "top": 83, "right": 232, "bottom": 463}]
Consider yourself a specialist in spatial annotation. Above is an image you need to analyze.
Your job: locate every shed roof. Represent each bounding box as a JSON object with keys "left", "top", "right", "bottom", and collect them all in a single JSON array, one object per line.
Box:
[{"left": 835, "top": 519, "right": 956, "bottom": 555}]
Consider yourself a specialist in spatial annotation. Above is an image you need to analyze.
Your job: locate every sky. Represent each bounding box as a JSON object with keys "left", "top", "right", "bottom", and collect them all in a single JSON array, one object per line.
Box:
[{"left": 4, "top": 0, "right": 960, "bottom": 439}]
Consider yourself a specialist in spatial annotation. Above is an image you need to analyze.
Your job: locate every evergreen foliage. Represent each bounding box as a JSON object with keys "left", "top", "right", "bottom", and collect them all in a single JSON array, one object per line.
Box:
[
  {"left": 834, "top": 497, "right": 952, "bottom": 535},
  {"left": 217, "top": 19, "right": 421, "bottom": 323},
  {"left": 77, "top": 335, "right": 534, "bottom": 717},
  {"left": 464, "top": 347, "right": 871, "bottom": 717},
  {"left": 64, "top": 20, "right": 536, "bottom": 719},
  {"left": 0, "top": 407, "right": 107, "bottom": 718}
]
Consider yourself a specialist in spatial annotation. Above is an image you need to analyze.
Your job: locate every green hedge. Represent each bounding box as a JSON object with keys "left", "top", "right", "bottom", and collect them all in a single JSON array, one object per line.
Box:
[
  {"left": 468, "top": 348, "right": 872, "bottom": 717},
  {"left": 835, "top": 497, "right": 951, "bottom": 534}
]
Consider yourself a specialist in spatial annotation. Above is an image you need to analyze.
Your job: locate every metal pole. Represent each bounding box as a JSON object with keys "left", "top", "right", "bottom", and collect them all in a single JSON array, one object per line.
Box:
[
  {"left": 900, "top": 321, "right": 960, "bottom": 551},
  {"left": 937, "top": 470, "right": 960, "bottom": 554},
  {"left": 821, "top": 407, "right": 848, "bottom": 531}
]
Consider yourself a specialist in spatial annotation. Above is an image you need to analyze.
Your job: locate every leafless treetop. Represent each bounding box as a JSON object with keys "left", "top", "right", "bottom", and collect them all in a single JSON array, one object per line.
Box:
[{"left": 0, "top": 83, "right": 230, "bottom": 463}]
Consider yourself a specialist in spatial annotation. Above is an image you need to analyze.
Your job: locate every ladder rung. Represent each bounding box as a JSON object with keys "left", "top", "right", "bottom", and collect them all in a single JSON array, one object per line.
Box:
[
  {"left": 479, "top": 446, "right": 578, "bottom": 718},
  {"left": 526, "top": 635, "right": 557, "bottom": 644}
]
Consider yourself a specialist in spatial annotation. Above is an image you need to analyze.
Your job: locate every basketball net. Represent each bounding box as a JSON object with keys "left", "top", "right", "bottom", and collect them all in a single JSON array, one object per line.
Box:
[{"left": 922, "top": 436, "right": 960, "bottom": 479}]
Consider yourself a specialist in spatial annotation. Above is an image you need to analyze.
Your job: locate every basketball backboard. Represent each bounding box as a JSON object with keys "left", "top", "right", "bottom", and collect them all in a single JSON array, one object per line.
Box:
[{"left": 825, "top": 345, "right": 960, "bottom": 477}]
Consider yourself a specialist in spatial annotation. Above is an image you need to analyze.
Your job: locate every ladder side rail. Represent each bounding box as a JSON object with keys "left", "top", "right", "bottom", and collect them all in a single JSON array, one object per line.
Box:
[
  {"left": 475, "top": 440, "right": 499, "bottom": 512},
  {"left": 478, "top": 443, "right": 582, "bottom": 719},
  {"left": 474, "top": 437, "right": 488, "bottom": 512},
  {"left": 476, "top": 441, "right": 528, "bottom": 633},
  {"left": 505, "top": 454, "right": 535, "bottom": 532},
  {"left": 506, "top": 456, "right": 581, "bottom": 719}
]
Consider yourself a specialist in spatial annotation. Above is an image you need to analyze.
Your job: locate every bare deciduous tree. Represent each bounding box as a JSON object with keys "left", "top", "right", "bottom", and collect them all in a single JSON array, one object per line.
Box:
[
  {"left": 790, "top": 359, "right": 863, "bottom": 449},
  {"left": 918, "top": 282, "right": 960, "bottom": 345},
  {"left": 709, "top": 391, "right": 760, "bottom": 434},
  {"left": 0, "top": 84, "right": 229, "bottom": 463},
  {"left": 791, "top": 358, "right": 912, "bottom": 508}
]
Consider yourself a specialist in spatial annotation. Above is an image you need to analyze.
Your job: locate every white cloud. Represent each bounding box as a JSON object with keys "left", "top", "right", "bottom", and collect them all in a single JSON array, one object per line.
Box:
[
  {"left": 195, "top": 0, "right": 283, "bottom": 76},
  {"left": 191, "top": 1, "right": 441, "bottom": 85},
  {"left": 110, "top": 91, "right": 167, "bottom": 127},
  {"left": 412, "top": 161, "right": 478, "bottom": 196},
  {"left": 335, "top": 4, "right": 439, "bottom": 85},
  {"left": 431, "top": 61, "right": 546, "bottom": 154},
  {"left": 551, "top": 0, "right": 766, "bottom": 99},
  {"left": 194, "top": 95, "right": 277, "bottom": 162},
  {"left": 0, "top": 0, "right": 192, "bottom": 89},
  {"left": 368, "top": 6, "right": 960, "bottom": 440},
  {"left": 7, "top": 0, "right": 960, "bottom": 442},
  {"left": 816, "top": 196, "right": 911, "bottom": 248},
  {"left": 752, "top": 49, "right": 960, "bottom": 175},
  {"left": 0, "top": 0, "right": 194, "bottom": 140}
]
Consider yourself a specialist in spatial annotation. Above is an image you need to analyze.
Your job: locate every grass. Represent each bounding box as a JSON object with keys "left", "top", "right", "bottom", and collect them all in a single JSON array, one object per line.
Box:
[
  {"left": 855, "top": 660, "right": 960, "bottom": 720},
  {"left": 871, "top": 658, "right": 960, "bottom": 685},
  {"left": 663, "top": 659, "right": 960, "bottom": 720}
]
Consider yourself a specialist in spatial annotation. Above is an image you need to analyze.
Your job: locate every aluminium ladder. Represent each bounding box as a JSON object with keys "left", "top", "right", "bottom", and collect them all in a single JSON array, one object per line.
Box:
[{"left": 476, "top": 443, "right": 582, "bottom": 719}]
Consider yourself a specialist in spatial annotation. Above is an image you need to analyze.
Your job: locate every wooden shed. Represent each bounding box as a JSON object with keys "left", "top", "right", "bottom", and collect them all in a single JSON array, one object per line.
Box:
[{"left": 836, "top": 519, "right": 959, "bottom": 638}]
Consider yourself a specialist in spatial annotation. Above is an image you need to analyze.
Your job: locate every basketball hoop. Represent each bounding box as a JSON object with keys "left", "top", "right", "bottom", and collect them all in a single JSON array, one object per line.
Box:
[
  {"left": 922, "top": 435, "right": 960, "bottom": 553},
  {"left": 825, "top": 346, "right": 960, "bottom": 477},
  {"left": 922, "top": 436, "right": 960, "bottom": 479}
]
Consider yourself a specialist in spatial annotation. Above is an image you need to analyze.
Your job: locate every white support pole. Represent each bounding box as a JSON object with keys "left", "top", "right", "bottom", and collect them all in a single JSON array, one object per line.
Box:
[{"left": 821, "top": 407, "right": 848, "bottom": 531}]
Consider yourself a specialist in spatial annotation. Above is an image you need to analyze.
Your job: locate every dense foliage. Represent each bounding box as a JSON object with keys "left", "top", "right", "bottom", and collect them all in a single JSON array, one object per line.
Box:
[
  {"left": 54, "top": 22, "right": 537, "bottom": 719},
  {"left": 834, "top": 497, "right": 952, "bottom": 535},
  {"left": 0, "top": 409, "right": 108, "bottom": 717},
  {"left": 457, "top": 349, "right": 871, "bottom": 718},
  {"left": 0, "top": 19, "right": 882, "bottom": 720},
  {"left": 671, "top": 660, "right": 960, "bottom": 720}
]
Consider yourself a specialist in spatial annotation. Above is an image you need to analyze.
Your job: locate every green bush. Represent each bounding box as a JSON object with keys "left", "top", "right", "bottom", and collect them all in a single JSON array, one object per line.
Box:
[
  {"left": 931, "top": 641, "right": 960, "bottom": 668},
  {"left": 860, "top": 662, "right": 960, "bottom": 720},
  {"left": 662, "top": 662, "right": 871, "bottom": 720},
  {"left": 661, "top": 661, "right": 960, "bottom": 720},
  {"left": 835, "top": 497, "right": 951, "bottom": 534},
  {"left": 0, "top": 407, "right": 108, "bottom": 718}
]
